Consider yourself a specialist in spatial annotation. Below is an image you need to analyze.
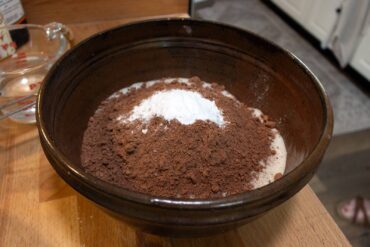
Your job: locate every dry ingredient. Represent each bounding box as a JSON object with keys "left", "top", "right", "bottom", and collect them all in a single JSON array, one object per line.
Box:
[
  {"left": 81, "top": 77, "right": 287, "bottom": 199},
  {"left": 121, "top": 89, "right": 225, "bottom": 126}
]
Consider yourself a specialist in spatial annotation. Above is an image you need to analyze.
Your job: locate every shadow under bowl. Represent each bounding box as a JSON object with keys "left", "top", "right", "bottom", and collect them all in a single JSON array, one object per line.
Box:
[{"left": 37, "top": 19, "right": 333, "bottom": 237}]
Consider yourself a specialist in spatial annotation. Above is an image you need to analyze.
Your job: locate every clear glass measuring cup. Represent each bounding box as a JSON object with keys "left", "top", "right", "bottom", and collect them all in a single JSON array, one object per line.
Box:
[{"left": 0, "top": 22, "right": 71, "bottom": 123}]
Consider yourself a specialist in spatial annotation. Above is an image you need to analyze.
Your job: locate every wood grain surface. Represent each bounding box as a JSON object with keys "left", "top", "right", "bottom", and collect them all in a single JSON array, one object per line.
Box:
[
  {"left": 0, "top": 7, "right": 350, "bottom": 246},
  {"left": 23, "top": 0, "right": 189, "bottom": 25},
  {"left": 0, "top": 121, "right": 350, "bottom": 246}
]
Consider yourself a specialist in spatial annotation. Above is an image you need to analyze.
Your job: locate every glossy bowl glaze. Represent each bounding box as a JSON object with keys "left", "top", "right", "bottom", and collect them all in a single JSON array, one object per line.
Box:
[{"left": 37, "top": 19, "right": 333, "bottom": 237}]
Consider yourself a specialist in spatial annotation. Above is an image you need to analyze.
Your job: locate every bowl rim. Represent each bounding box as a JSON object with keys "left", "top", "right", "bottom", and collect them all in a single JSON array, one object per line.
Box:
[{"left": 37, "top": 18, "right": 333, "bottom": 210}]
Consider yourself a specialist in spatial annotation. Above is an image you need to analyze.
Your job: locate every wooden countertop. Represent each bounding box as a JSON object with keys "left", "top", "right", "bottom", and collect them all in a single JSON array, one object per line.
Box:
[
  {"left": 0, "top": 2, "right": 350, "bottom": 246},
  {"left": 22, "top": 0, "right": 189, "bottom": 25}
]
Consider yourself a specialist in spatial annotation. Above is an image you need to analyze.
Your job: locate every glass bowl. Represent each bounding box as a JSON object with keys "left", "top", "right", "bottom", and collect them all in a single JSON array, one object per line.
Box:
[{"left": 0, "top": 22, "right": 71, "bottom": 123}]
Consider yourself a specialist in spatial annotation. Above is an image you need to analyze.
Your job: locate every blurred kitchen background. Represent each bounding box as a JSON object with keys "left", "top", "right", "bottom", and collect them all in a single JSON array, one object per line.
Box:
[{"left": 193, "top": 0, "right": 370, "bottom": 246}]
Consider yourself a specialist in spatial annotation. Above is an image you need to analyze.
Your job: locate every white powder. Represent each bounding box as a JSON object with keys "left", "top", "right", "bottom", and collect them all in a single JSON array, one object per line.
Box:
[
  {"left": 202, "top": 82, "right": 212, "bottom": 88},
  {"left": 247, "top": 107, "right": 287, "bottom": 188},
  {"left": 109, "top": 78, "right": 193, "bottom": 99},
  {"left": 221, "top": 90, "right": 235, "bottom": 99},
  {"left": 121, "top": 89, "right": 225, "bottom": 126},
  {"left": 250, "top": 108, "right": 263, "bottom": 120},
  {"left": 252, "top": 129, "right": 287, "bottom": 189},
  {"left": 146, "top": 78, "right": 191, "bottom": 87},
  {"left": 233, "top": 108, "right": 287, "bottom": 188},
  {"left": 109, "top": 82, "right": 144, "bottom": 99}
]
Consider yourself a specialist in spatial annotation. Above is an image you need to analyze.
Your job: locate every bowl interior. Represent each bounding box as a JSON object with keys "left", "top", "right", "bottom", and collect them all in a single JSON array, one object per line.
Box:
[{"left": 40, "top": 19, "right": 327, "bottom": 197}]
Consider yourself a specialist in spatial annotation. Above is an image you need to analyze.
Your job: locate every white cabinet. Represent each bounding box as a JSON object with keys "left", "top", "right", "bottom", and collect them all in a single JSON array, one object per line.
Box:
[
  {"left": 271, "top": 0, "right": 342, "bottom": 43},
  {"left": 351, "top": 28, "right": 370, "bottom": 81},
  {"left": 305, "top": 0, "right": 342, "bottom": 42},
  {"left": 271, "top": 0, "right": 311, "bottom": 25},
  {"left": 272, "top": 0, "right": 370, "bottom": 80}
]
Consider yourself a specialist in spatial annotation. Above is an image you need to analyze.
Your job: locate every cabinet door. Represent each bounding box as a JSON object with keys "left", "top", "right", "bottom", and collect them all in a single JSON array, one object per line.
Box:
[
  {"left": 271, "top": 0, "right": 312, "bottom": 25},
  {"left": 305, "top": 0, "right": 342, "bottom": 42},
  {"left": 272, "top": 0, "right": 342, "bottom": 43},
  {"left": 351, "top": 28, "right": 370, "bottom": 81}
]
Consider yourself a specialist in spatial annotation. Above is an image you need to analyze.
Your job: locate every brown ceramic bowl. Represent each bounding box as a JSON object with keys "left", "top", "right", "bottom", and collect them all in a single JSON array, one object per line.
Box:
[{"left": 37, "top": 19, "right": 333, "bottom": 237}]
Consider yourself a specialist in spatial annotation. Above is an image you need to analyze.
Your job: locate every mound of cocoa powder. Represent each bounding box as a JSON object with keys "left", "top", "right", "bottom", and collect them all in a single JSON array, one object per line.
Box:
[{"left": 81, "top": 77, "right": 275, "bottom": 199}]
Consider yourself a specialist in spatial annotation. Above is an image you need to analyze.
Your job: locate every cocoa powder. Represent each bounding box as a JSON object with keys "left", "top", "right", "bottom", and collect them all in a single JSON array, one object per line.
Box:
[{"left": 81, "top": 77, "right": 275, "bottom": 199}]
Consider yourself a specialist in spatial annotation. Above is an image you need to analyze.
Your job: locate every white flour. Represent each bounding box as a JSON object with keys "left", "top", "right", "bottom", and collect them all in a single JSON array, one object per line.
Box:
[
  {"left": 252, "top": 128, "right": 287, "bottom": 189},
  {"left": 123, "top": 89, "right": 225, "bottom": 126},
  {"left": 249, "top": 107, "right": 287, "bottom": 189}
]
